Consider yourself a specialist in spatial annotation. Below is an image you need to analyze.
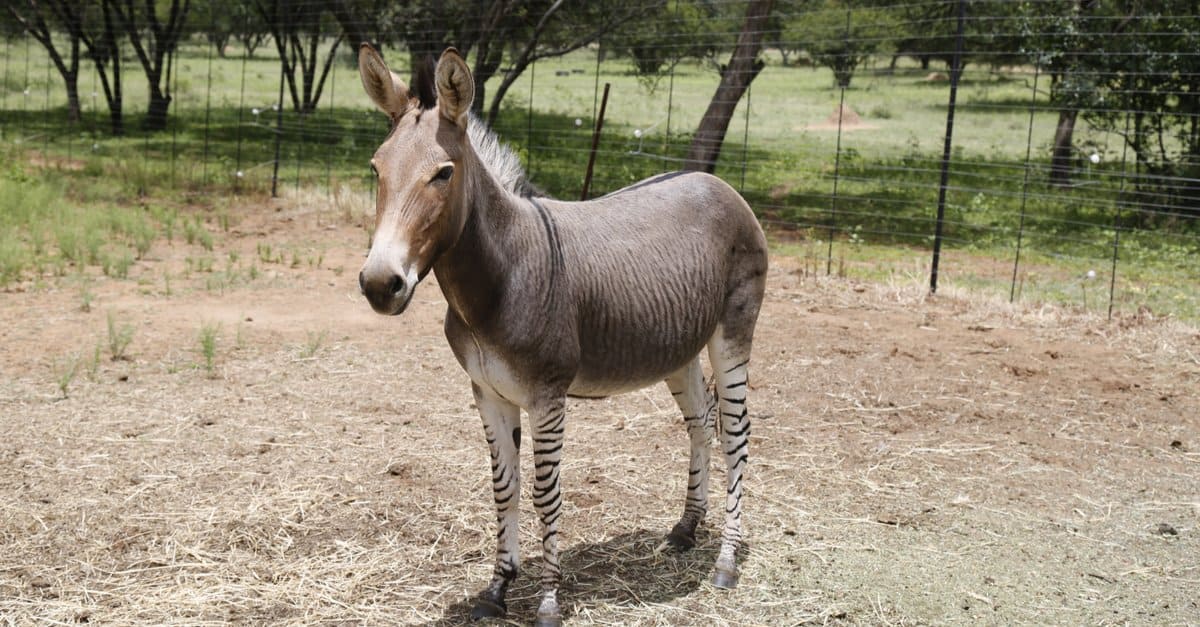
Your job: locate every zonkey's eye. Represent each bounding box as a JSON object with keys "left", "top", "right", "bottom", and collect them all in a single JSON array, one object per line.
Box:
[{"left": 434, "top": 165, "right": 454, "bottom": 182}]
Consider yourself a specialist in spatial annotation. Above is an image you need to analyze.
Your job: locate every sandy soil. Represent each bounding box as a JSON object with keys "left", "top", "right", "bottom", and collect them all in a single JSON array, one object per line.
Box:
[{"left": 1, "top": 196, "right": 1197, "bottom": 625}]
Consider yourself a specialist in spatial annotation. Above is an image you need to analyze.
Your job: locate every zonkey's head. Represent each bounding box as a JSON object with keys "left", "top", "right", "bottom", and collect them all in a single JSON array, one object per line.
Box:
[{"left": 356, "top": 44, "right": 475, "bottom": 315}]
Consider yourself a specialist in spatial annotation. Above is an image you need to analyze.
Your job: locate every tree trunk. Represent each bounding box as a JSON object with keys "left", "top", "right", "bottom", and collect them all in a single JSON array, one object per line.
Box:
[
  {"left": 684, "top": 0, "right": 775, "bottom": 173},
  {"left": 98, "top": 0, "right": 124, "bottom": 136},
  {"left": 1049, "top": 108, "right": 1077, "bottom": 186},
  {"left": 108, "top": 94, "right": 124, "bottom": 136},
  {"left": 10, "top": 6, "right": 83, "bottom": 123},
  {"left": 65, "top": 80, "right": 81, "bottom": 122},
  {"left": 308, "top": 35, "right": 343, "bottom": 114},
  {"left": 110, "top": 0, "right": 190, "bottom": 132},
  {"left": 146, "top": 88, "right": 171, "bottom": 131}
]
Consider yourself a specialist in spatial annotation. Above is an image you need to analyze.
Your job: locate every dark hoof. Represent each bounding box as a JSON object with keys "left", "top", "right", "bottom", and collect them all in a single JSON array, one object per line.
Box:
[
  {"left": 666, "top": 522, "right": 696, "bottom": 551},
  {"left": 469, "top": 596, "right": 506, "bottom": 620},
  {"left": 534, "top": 613, "right": 562, "bottom": 627},
  {"left": 712, "top": 567, "right": 739, "bottom": 589},
  {"left": 665, "top": 529, "right": 696, "bottom": 551}
]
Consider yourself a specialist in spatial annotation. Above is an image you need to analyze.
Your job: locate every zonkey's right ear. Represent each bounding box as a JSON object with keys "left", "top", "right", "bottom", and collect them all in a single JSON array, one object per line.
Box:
[{"left": 358, "top": 43, "right": 410, "bottom": 122}]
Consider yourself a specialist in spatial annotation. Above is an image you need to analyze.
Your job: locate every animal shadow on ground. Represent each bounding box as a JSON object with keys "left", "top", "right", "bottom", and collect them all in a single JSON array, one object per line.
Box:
[{"left": 422, "top": 528, "right": 718, "bottom": 625}]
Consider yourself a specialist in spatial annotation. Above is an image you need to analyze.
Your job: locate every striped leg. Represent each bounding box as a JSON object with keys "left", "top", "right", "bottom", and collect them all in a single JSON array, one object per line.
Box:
[
  {"left": 664, "top": 357, "right": 716, "bottom": 550},
  {"left": 470, "top": 384, "right": 522, "bottom": 620},
  {"left": 531, "top": 397, "right": 566, "bottom": 627},
  {"left": 707, "top": 335, "right": 752, "bottom": 589}
]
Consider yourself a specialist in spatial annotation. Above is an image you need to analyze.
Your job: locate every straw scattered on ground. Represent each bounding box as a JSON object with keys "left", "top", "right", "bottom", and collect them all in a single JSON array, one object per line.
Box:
[{"left": 1, "top": 193, "right": 1197, "bottom": 625}]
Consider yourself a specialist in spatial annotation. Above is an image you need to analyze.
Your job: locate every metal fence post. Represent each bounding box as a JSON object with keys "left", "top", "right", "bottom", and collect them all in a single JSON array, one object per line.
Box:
[
  {"left": 1, "top": 35, "right": 10, "bottom": 141},
  {"left": 1010, "top": 63, "right": 1041, "bottom": 302},
  {"left": 1108, "top": 112, "right": 1133, "bottom": 319},
  {"left": 826, "top": 7, "right": 852, "bottom": 276},
  {"left": 234, "top": 19, "right": 249, "bottom": 195},
  {"left": 271, "top": 47, "right": 287, "bottom": 198},
  {"left": 929, "top": 0, "right": 966, "bottom": 294},
  {"left": 202, "top": 16, "right": 215, "bottom": 188}
]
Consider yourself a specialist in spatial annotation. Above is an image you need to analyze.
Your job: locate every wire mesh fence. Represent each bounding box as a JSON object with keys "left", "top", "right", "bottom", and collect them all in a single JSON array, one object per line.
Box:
[{"left": 1, "top": 0, "right": 1197, "bottom": 320}]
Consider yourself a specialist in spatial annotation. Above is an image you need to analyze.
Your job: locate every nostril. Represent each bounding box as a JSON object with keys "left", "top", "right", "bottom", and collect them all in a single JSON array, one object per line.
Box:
[
  {"left": 358, "top": 271, "right": 366, "bottom": 293},
  {"left": 387, "top": 274, "right": 405, "bottom": 296}
]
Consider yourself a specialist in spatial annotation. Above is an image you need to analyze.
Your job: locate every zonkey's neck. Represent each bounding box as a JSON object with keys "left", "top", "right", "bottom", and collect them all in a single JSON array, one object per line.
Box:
[{"left": 432, "top": 162, "right": 529, "bottom": 331}]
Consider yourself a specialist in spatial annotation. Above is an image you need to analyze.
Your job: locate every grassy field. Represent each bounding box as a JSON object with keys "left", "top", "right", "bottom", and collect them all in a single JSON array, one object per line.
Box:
[{"left": 1, "top": 36, "right": 1197, "bottom": 321}]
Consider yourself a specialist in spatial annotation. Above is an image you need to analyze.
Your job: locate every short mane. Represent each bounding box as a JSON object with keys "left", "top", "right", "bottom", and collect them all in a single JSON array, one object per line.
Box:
[{"left": 467, "top": 116, "right": 540, "bottom": 198}]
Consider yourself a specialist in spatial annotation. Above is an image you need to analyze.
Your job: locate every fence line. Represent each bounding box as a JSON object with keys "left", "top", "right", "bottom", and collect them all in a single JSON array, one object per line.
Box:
[{"left": 1, "top": 1, "right": 1198, "bottom": 322}]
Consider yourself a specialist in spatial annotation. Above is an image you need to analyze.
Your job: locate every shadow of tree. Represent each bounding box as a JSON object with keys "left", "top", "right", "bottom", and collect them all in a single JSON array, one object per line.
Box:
[{"left": 421, "top": 528, "right": 719, "bottom": 625}]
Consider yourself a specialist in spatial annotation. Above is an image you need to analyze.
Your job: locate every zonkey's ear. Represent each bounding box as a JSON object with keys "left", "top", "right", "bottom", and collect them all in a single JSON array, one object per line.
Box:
[
  {"left": 358, "top": 43, "right": 410, "bottom": 121},
  {"left": 435, "top": 47, "right": 473, "bottom": 127}
]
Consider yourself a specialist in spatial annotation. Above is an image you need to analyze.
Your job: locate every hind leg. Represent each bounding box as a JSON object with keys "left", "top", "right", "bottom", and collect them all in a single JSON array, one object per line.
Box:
[
  {"left": 707, "top": 330, "right": 753, "bottom": 589},
  {"left": 664, "top": 357, "right": 716, "bottom": 550}
]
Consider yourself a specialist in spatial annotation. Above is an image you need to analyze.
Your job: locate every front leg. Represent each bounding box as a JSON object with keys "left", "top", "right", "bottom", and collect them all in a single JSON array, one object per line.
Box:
[
  {"left": 530, "top": 396, "right": 567, "bottom": 627},
  {"left": 470, "top": 383, "right": 522, "bottom": 620}
]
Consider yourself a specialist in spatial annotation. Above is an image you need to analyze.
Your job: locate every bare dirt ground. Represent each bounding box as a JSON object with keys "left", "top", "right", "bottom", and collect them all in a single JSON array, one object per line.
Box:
[{"left": 1, "top": 196, "right": 1197, "bottom": 625}]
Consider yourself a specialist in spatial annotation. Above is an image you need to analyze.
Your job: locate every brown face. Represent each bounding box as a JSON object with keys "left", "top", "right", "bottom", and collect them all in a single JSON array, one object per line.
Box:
[{"left": 356, "top": 46, "right": 475, "bottom": 316}]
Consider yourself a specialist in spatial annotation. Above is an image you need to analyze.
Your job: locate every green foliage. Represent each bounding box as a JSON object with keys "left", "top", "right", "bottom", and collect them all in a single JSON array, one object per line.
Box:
[
  {"left": 607, "top": 1, "right": 729, "bottom": 77},
  {"left": 782, "top": 1, "right": 900, "bottom": 87},
  {"left": 299, "top": 330, "right": 327, "bottom": 359},
  {"left": 86, "top": 342, "right": 102, "bottom": 381},
  {"left": 197, "top": 322, "right": 220, "bottom": 376},
  {"left": 1014, "top": 2, "right": 1200, "bottom": 210},
  {"left": 106, "top": 311, "right": 135, "bottom": 361},
  {"left": 55, "top": 353, "right": 81, "bottom": 399},
  {"left": 102, "top": 250, "right": 134, "bottom": 279},
  {"left": 0, "top": 157, "right": 185, "bottom": 285},
  {"left": 0, "top": 231, "right": 22, "bottom": 286}
]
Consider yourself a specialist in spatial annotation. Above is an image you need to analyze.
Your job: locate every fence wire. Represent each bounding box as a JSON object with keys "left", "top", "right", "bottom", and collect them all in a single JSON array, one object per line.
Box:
[{"left": 1, "top": 0, "right": 1197, "bottom": 320}]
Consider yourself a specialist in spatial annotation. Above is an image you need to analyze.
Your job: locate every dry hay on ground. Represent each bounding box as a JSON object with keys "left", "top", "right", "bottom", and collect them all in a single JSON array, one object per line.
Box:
[{"left": 0, "top": 195, "right": 1197, "bottom": 624}]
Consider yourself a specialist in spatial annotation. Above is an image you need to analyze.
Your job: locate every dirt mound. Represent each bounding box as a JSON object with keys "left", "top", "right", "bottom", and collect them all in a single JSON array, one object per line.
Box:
[
  {"left": 826, "top": 104, "right": 862, "bottom": 126},
  {"left": 802, "top": 104, "right": 876, "bottom": 131}
]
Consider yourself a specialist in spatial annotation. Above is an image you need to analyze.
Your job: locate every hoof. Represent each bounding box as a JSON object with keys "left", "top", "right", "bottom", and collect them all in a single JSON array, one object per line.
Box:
[
  {"left": 665, "top": 521, "right": 697, "bottom": 551},
  {"left": 469, "top": 597, "right": 506, "bottom": 620},
  {"left": 712, "top": 567, "right": 739, "bottom": 589},
  {"left": 665, "top": 528, "right": 696, "bottom": 551},
  {"left": 534, "top": 613, "right": 562, "bottom": 627}
]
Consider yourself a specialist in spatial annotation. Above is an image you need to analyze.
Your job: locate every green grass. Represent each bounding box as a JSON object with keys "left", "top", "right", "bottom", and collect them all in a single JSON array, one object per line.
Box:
[
  {"left": 1, "top": 38, "right": 1196, "bottom": 321},
  {"left": 105, "top": 310, "right": 134, "bottom": 361},
  {"left": 197, "top": 322, "right": 220, "bottom": 376}
]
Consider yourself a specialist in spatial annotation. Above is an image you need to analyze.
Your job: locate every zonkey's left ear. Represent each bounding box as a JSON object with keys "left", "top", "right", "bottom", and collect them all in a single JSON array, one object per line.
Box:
[{"left": 435, "top": 48, "right": 474, "bottom": 127}]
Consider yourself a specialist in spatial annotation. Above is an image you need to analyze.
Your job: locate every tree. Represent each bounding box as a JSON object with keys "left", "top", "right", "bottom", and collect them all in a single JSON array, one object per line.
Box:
[
  {"left": 325, "top": 0, "right": 400, "bottom": 58},
  {"left": 784, "top": 0, "right": 898, "bottom": 88},
  {"left": 1012, "top": 0, "right": 1200, "bottom": 215},
  {"left": 478, "top": 1, "right": 656, "bottom": 125},
  {"left": 88, "top": 1, "right": 126, "bottom": 136},
  {"left": 256, "top": 0, "right": 342, "bottom": 114},
  {"left": 1076, "top": 2, "right": 1200, "bottom": 216},
  {"left": 5, "top": 1, "right": 83, "bottom": 122},
  {"left": 885, "top": 1, "right": 1025, "bottom": 73},
  {"left": 1015, "top": 1, "right": 1097, "bottom": 187},
  {"left": 108, "top": 0, "right": 191, "bottom": 131},
  {"left": 190, "top": 0, "right": 266, "bottom": 58},
  {"left": 607, "top": 1, "right": 724, "bottom": 77},
  {"left": 337, "top": 0, "right": 653, "bottom": 125},
  {"left": 3, "top": 0, "right": 128, "bottom": 134},
  {"left": 684, "top": 0, "right": 775, "bottom": 173}
]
